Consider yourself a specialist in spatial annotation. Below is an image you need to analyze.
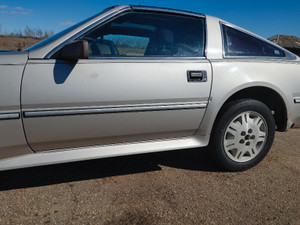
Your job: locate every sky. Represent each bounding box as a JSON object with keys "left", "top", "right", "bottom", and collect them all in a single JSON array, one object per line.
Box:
[{"left": 0, "top": 0, "right": 300, "bottom": 38}]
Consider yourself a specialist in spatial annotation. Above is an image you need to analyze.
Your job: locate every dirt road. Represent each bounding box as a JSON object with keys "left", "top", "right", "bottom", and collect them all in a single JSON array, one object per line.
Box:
[{"left": 0, "top": 129, "right": 299, "bottom": 224}]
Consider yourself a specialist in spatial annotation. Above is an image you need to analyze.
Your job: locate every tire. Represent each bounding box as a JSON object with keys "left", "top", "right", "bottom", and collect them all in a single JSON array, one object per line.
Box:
[{"left": 210, "top": 99, "right": 275, "bottom": 171}]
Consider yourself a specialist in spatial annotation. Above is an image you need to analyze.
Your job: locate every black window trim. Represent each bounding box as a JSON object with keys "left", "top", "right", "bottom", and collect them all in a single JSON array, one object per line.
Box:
[
  {"left": 132, "top": 5, "right": 206, "bottom": 19},
  {"left": 220, "top": 22, "right": 297, "bottom": 60}
]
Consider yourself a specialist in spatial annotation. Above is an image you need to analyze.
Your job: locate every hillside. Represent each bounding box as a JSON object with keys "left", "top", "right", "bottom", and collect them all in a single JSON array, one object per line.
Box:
[{"left": 0, "top": 35, "right": 43, "bottom": 51}]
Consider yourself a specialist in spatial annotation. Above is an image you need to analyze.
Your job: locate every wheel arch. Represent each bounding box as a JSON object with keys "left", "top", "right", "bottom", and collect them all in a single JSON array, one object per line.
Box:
[{"left": 214, "top": 86, "right": 288, "bottom": 132}]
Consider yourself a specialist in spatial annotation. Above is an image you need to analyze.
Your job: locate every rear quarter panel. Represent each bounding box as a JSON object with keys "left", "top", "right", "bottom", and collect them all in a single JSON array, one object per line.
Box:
[{"left": 196, "top": 59, "right": 300, "bottom": 136}]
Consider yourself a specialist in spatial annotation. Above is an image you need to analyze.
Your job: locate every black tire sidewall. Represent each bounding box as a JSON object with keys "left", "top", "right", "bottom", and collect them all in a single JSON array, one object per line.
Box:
[{"left": 211, "top": 99, "right": 275, "bottom": 171}]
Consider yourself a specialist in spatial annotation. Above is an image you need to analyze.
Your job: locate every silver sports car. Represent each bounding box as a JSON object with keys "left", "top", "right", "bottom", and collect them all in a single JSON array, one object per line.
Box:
[{"left": 0, "top": 5, "right": 299, "bottom": 171}]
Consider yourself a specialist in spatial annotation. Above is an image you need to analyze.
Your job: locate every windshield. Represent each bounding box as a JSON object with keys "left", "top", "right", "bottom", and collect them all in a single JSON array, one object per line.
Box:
[{"left": 24, "top": 7, "right": 116, "bottom": 52}]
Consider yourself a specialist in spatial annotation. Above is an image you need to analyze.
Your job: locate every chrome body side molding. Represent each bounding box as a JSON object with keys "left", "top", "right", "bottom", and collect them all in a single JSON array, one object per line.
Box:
[
  {"left": 23, "top": 102, "right": 208, "bottom": 118},
  {"left": 0, "top": 113, "right": 20, "bottom": 120}
]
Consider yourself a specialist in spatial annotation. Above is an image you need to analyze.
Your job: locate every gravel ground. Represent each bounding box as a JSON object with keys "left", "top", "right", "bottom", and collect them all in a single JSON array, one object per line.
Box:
[{"left": 0, "top": 129, "right": 299, "bottom": 225}]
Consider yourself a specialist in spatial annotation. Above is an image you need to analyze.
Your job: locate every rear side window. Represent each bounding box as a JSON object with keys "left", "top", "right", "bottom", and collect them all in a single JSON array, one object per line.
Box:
[
  {"left": 78, "top": 12, "right": 205, "bottom": 58},
  {"left": 222, "top": 25, "right": 285, "bottom": 58}
]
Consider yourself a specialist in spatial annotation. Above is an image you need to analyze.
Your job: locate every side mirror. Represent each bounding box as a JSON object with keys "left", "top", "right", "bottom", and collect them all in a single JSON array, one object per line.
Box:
[{"left": 56, "top": 40, "right": 89, "bottom": 60}]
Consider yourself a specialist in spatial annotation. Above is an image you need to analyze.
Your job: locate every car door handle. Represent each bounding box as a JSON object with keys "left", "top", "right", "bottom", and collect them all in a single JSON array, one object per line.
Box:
[{"left": 187, "top": 70, "right": 207, "bottom": 82}]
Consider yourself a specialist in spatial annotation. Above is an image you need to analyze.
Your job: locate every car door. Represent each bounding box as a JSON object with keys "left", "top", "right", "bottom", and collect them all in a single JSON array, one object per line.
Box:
[{"left": 21, "top": 11, "right": 212, "bottom": 151}]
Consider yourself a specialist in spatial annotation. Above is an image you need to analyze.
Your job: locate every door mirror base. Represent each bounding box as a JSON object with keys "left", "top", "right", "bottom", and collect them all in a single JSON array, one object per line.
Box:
[{"left": 54, "top": 40, "right": 89, "bottom": 60}]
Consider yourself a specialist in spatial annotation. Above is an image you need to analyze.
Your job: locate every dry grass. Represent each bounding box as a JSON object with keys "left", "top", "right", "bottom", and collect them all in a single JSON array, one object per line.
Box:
[
  {"left": 0, "top": 35, "right": 42, "bottom": 51},
  {"left": 117, "top": 46, "right": 145, "bottom": 56}
]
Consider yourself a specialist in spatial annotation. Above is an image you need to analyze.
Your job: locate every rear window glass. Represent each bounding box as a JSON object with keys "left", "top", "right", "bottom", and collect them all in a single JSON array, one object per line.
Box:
[{"left": 222, "top": 25, "right": 285, "bottom": 58}]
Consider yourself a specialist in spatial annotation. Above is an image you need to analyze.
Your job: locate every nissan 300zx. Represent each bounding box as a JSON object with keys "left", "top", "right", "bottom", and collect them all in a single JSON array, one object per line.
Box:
[{"left": 0, "top": 5, "right": 299, "bottom": 171}]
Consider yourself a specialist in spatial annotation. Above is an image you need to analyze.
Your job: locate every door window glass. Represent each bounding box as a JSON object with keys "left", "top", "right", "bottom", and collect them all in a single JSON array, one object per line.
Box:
[{"left": 78, "top": 12, "right": 205, "bottom": 57}]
